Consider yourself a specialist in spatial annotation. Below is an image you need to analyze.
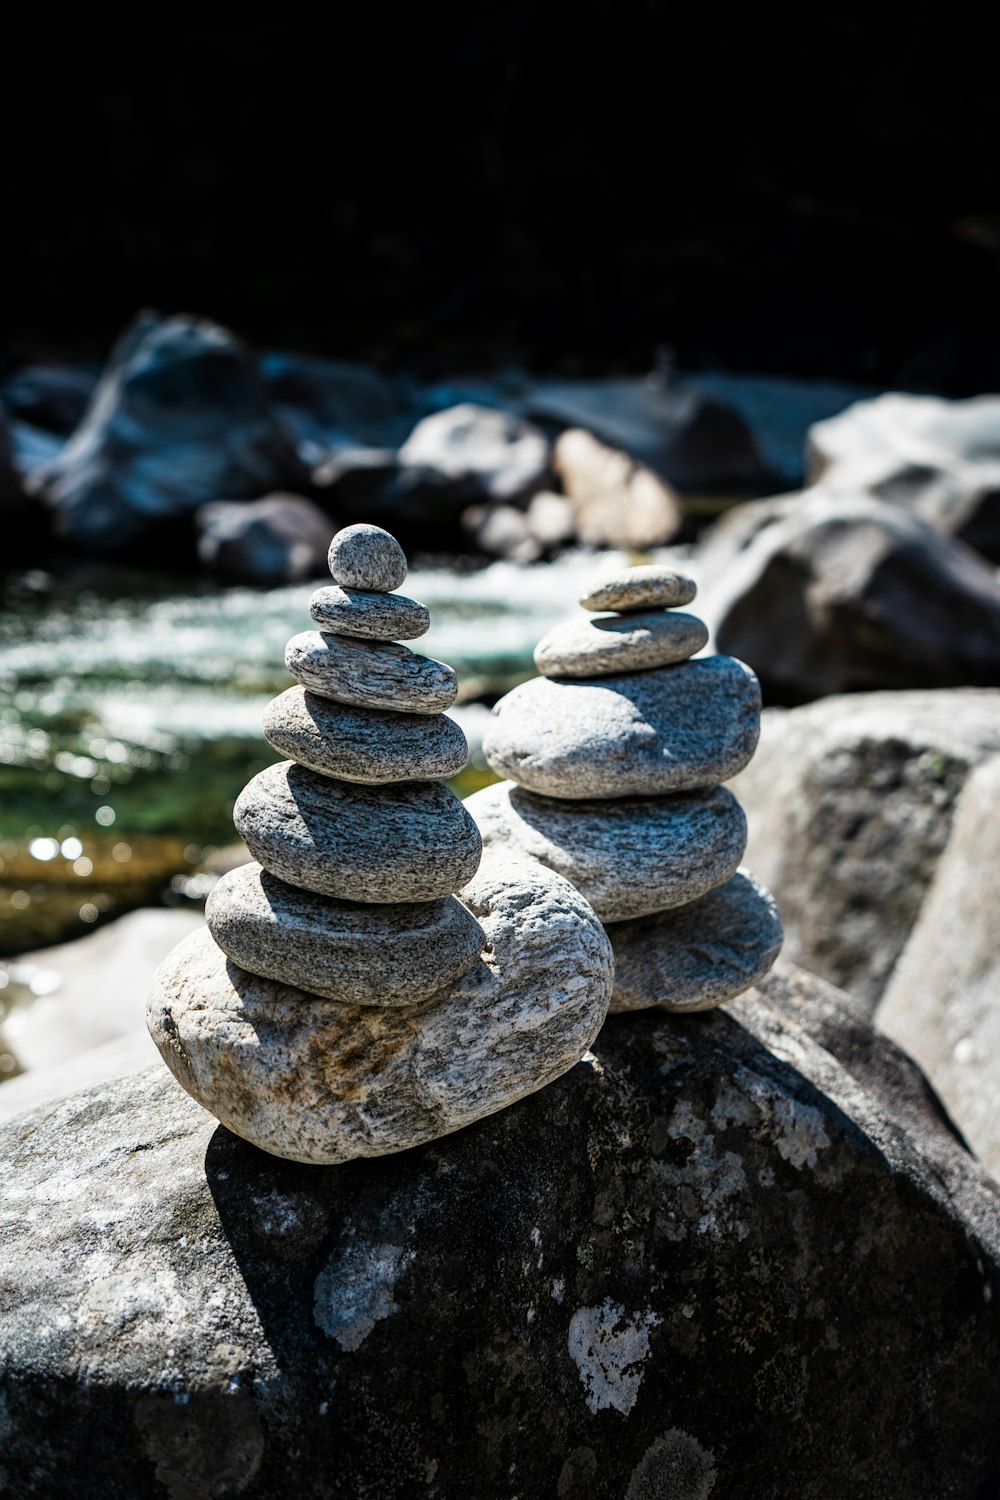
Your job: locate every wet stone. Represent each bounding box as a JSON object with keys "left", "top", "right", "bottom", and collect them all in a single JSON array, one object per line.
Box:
[
  {"left": 328, "top": 522, "right": 407, "bottom": 593},
  {"left": 263, "top": 686, "right": 468, "bottom": 784},
  {"left": 285, "top": 631, "right": 458, "bottom": 715},
  {"left": 579, "top": 565, "right": 697, "bottom": 613},
  {"left": 308, "top": 585, "right": 430, "bottom": 641},
  {"left": 534, "top": 610, "right": 708, "bottom": 679}
]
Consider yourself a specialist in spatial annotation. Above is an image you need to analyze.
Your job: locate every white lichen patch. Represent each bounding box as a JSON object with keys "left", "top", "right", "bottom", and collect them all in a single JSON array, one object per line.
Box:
[
  {"left": 314, "top": 1242, "right": 415, "bottom": 1352},
  {"left": 731, "top": 1066, "right": 832, "bottom": 1170},
  {"left": 567, "top": 1299, "right": 660, "bottom": 1415},
  {"left": 651, "top": 1099, "right": 747, "bottom": 1239}
]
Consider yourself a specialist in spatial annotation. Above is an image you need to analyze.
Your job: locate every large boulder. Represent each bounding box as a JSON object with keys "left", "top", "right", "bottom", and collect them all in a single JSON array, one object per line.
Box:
[
  {"left": 731, "top": 689, "right": 1000, "bottom": 1007},
  {"left": 552, "top": 428, "right": 682, "bottom": 549},
  {"left": 0, "top": 362, "right": 98, "bottom": 434},
  {"left": 259, "top": 354, "right": 404, "bottom": 467},
  {"left": 699, "top": 491, "right": 1000, "bottom": 701},
  {"left": 30, "top": 313, "right": 307, "bottom": 553},
  {"left": 195, "top": 493, "right": 335, "bottom": 584},
  {"left": 1, "top": 965, "right": 999, "bottom": 1498}
]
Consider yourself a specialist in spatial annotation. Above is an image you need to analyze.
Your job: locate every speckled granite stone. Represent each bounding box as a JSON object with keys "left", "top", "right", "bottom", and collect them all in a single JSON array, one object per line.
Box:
[
  {"left": 533, "top": 610, "right": 708, "bottom": 679},
  {"left": 263, "top": 686, "right": 467, "bottom": 784},
  {"left": 285, "top": 631, "right": 458, "bottom": 714},
  {"left": 579, "top": 565, "right": 697, "bottom": 613},
  {"left": 328, "top": 523, "right": 407, "bottom": 593},
  {"left": 308, "top": 585, "right": 430, "bottom": 641}
]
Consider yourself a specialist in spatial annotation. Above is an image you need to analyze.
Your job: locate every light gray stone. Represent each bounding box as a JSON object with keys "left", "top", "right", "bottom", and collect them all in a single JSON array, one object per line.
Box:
[
  {"left": 308, "top": 585, "right": 430, "bottom": 641},
  {"left": 148, "top": 856, "right": 613, "bottom": 1163},
  {"left": 233, "top": 760, "right": 481, "bottom": 903},
  {"left": 606, "top": 870, "right": 783, "bottom": 1013},
  {"left": 285, "top": 631, "right": 458, "bottom": 714},
  {"left": 533, "top": 610, "right": 708, "bottom": 679},
  {"left": 552, "top": 428, "right": 683, "bottom": 549},
  {"left": 483, "top": 656, "right": 760, "bottom": 800},
  {"left": 327, "top": 523, "right": 407, "bottom": 592},
  {"left": 263, "top": 686, "right": 468, "bottom": 784},
  {"left": 579, "top": 564, "right": 697, "bottom": 613},
  {"left": 205, "top": 862, "right": 484, "bottom": 1007},
  {"left": 467, "top": 780, "right": 747, "bottom": 921}
]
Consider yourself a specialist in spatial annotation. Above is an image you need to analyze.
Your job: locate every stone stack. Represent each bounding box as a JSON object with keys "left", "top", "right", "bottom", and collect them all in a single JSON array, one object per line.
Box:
[
  {"left": 147, "top": 524, "right": 614, "bottom": 1163},
  {"left": 467, "top": 564, "right": 783, "bottom": 1013}
]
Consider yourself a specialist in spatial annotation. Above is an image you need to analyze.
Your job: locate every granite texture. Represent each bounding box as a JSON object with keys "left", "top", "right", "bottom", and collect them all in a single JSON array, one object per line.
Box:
[
  {"left": 262, "top": 686, "right": 468, "bottom": 784},
  {"left": 206, "top": 863, "right": 485, "bottom": 1007},
  {"left": 148, "top": 857, "right": 613, "bottom": 1163},
  {"left": 483, "top": 656, "right": 761, "bottom": 799},
  {"left": 579, "top": 565, "right": 697, "bottom": 612},
  {"left": 308, "top": 585, "right": 430, "bottom": 641},
  {"left": 233, "top": 760, "right": 482, "bottom": 903},
  {"left": 533, "top": 610, "right": 708, "bottom": 679},
  {"left": 467, "top": 780, "right": 747, "bottom": 921},
  {"left": 327, "top": 523, "right": 407, "bottom": 593},
  {"left": 606, "top": 870, "right": 784, "bottom": 1013},
  {"left": 285, "top": 631, "right": 458, "bottom": 714}
]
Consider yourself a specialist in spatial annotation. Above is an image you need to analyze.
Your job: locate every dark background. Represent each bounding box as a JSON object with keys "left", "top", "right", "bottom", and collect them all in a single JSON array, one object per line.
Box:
[{"left": 6, "top": 4, "right": 999, "bottom": 388}]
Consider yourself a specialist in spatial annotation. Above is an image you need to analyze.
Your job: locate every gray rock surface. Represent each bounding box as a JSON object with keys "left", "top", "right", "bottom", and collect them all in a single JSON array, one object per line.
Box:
[
  {"left": 533, "top": 610, "right": 708, "bottom": 679},
  {"left": 234, "top": 760, "right": 482, "bottom": 903},
  {"left": 206, "top": 863, "right": 484, "bottom": 1007},
  {"left": 731, "top": 689, "right": 1000, "bottom": 1006},
  {"left": 308, "top": 585, "right": 429, "bottom": 641},
  {"left": 195, "top": 493, "right": 334, "bottom": 584},
  {"left": 467, "top": 780, "right": 746, "bottom": 921},
  {"left": 607, "top": 871, "right": 783, "bottom": 1013},
  {"left": 5, "top": 965, "right": 1000, "bottom": 1498},
  {"left": 285, "top": 631, "right": 458, "bottom": 715},
  {"left": 552, "top": 428, "right": 682, "bottom": 549},
  {"left": 262, "top": 686, "right": 468, "bottom": 784},
  {"left": 397, "top": 403, "right": 551, "bottom": 505},
  {"left": 327, "top": 523, "right": 407, "bottom": 593},
  {"left": 483, "top": 656, "right": 761, "bottom": 800},
  {"left": 149, "top": 857, "right": 612, "bottom": 1163},
  {"left": 579, "top": 565, "right": 697, "bottom": 613}
]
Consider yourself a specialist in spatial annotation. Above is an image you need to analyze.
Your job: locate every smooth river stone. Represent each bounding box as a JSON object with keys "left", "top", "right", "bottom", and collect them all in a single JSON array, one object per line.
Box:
[
  {"left": 607, "top": 870, "right": 784, "bottom": 1014},
  {"left": 328, "top": 523, "right": 407, "bottom": 593},
  {"left": 579, "top": 565, "right": 697, "bottom": 613},
  {"left": 483, "top": 655, "right": 761, "bottom": 799},
  {"left": 285, "top": 631, "right": 458, "bottom": 714},
  {"left": 467, "top": 779, "right": 747, "bottom": 921},
  {"left": 309, "top": 585, "right": 430, "bottom": 641},
  {"left": 263, "top": 686, "right": 468, "bottom": 784},
  {"left": 233, "top": 761, "right": 482, "bottom": 903},
  {"left": 206, "top": 862, "right": 484, "bottom": 1006},
  {"left": 147, "top": 857, "right": 614, "bottom": 1164},
  {"left": 533, "top": 609, "right": 708, "bottom": 679}
]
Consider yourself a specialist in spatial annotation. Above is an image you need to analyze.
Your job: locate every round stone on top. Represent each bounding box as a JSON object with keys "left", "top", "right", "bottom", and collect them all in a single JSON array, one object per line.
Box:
[
  {"left": 328, "top": 523, "right": 407, "bottom": 593},
  {"left": 580, "top": 564, "right": 697, "bottom": 613}
]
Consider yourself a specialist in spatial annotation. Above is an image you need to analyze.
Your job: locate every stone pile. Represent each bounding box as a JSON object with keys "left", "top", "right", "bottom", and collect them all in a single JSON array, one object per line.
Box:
[
  {"left": 147, "top": 524, "right": 614, "bottom": 1163},
  {"left": 468, "top": 564, "right": 783, "bottom": 1012}
]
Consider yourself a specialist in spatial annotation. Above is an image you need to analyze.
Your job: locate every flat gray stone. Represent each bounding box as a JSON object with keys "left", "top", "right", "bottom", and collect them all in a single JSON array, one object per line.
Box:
[
  {"left": 607, "top": 870, "right": 783, "bottom": 1013},
  {"left": 483, "top": 656, "right": 761, "bottom": 799},
  {"left": 533, "top": 609, "right": 708, "bottom": 679},
  {"left": 328, "top": 523, "right": 407, "bottom": 592},
  {"left": 285, "top": 631, "right": 458, "bottom": 714},
  {"left": 205, "top": 862, "right": 484, "bottom": 1007},
  {"left": 579, "top": 564, "right": 697, "bottom": 612},
  {"left": 467, "top": 779, "right": 747, "bottom": 921},
  {"left": 263, "top": 686, "right": 468, "bottom": 784},
  {"left": 233, "top": 760, "right": 482, "bottom": 903},
  {"left": 148, "top": 856, "right": 613, "bottom": 1163},
  {"left": 309, "top": 585, "right": 430, "bottom": 641}
]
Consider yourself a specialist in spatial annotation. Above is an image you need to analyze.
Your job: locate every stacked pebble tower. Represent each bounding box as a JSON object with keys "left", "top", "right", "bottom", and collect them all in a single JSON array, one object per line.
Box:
[
  {"left": 147, "top": 525, "right": 614, "bottom": 1164},
  {"left": 467, "top": 564, "right": 783, "bottom": 1013}
]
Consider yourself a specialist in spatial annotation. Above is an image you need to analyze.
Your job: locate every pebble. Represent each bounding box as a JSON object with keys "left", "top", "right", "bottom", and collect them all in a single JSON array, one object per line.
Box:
[
  {"left": 234, "top": 760, "right": 482, "bottom": 903},
  {"left": 328, "top": 523, "right": 408, "bottom": 593},
  {"left": 533, "top": 610, "right": 708, "bottom": 679},
  {"left": 466, "top": 780, "right": 747, "bottom": 921},
  {"left": 147, "top": 857, "right": 613, "bottom": 1164},
  {"left": 579, "top": 565, "right": 697, "bottom": 613},
  {"left": 263, "top": 686, "right": 468, "bottom": 784},
  {"left": 606, "top": 872, "right": 784, "bottom": 1013},
  {"left": 483, "top": 656, "right": 760, "bottom": 799},
  {"left": 285, "top": 631, "right": 458, "bottom": 715},
  {"left": 309, "top": 585, "right": 430, "bottom": 641},
  {"left": 206, "top": 863, "right": 484, "bottom": 1006}
]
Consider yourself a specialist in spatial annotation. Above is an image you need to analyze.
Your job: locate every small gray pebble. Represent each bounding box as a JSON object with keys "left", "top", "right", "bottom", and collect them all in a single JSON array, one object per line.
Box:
[
  {"left": 534, "top": 610, "right": 708, "bottom": 679},
  {"left": 309, "top": 585, "right": 430, "bottom": 641},
  {"left": 285, "top": 631, "right": 458, "bottom": 715},
  {"left": 263, "top": 686, "right": 468, "bottom": 784},
  {"left": 580, "top": 565, "right": 697, "bottom": 612},
  {"left": 328, "top": 523, "right": 407, "bottom": 593}
]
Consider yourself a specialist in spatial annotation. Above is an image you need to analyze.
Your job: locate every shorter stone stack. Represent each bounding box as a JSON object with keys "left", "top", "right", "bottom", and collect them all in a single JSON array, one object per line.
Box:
[{"left": 468, "top": 564, "right": 782, "bottom": 1013}]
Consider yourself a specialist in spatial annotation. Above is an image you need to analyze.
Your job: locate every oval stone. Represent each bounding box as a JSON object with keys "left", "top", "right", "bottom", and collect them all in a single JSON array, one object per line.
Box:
[
  {"left": 328, "top": 523, "right": 407, "bottom": 593},
  {"left": 580, "top": 565, "right": 697, "bottom": 613},
  {"left": 483, "top": 655, "right": 761, "bottom": 799},
  {"left": 285, "top": 631, "right": 458, "bottom": 714},
  {"left": 147, "top": 857, "right": 613, "bottom": 1164},
  {"left": 467, "top": 779, "right": 747, "bottom": 921},
  {"left": 263, "top": 686, "right": 468, "bottom": 784},
  {"left": 309, "top": 585, "right": 430, "bottom": 641},
  {"left": 607, "top": 871, "right": 784, "bottom": 1013},
  {"left": 233, "top": 761, "right": 482, "bottom": 903},
  {"left": 533, "top": 609, "right": 708, "bottom": 679},
  {"left": 206, "top": 863, "right": 484, "bottom": 1006}
]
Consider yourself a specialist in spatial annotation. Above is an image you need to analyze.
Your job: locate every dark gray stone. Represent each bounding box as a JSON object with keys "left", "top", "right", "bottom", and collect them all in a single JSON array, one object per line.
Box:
[
  {"left": 308, "top": 585, "right": 430, "bottom": 642},
  {"left": 263, "top": 686, "right": 468, "bottom": 784},
  {"left": 196, "top": 494, "right": 334, "bottom": 584},
  {"left": 284, "top": 631, "right": 458, "bottom": 715}
]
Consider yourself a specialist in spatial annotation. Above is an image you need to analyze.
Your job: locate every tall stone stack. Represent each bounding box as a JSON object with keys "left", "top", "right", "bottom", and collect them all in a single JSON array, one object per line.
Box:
[
  {"left": 147, "top": 524, "right": 614, "bottom": 1163},
  {"left": 467, "top": 564, "right": 783, "bottom": 1013}
]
